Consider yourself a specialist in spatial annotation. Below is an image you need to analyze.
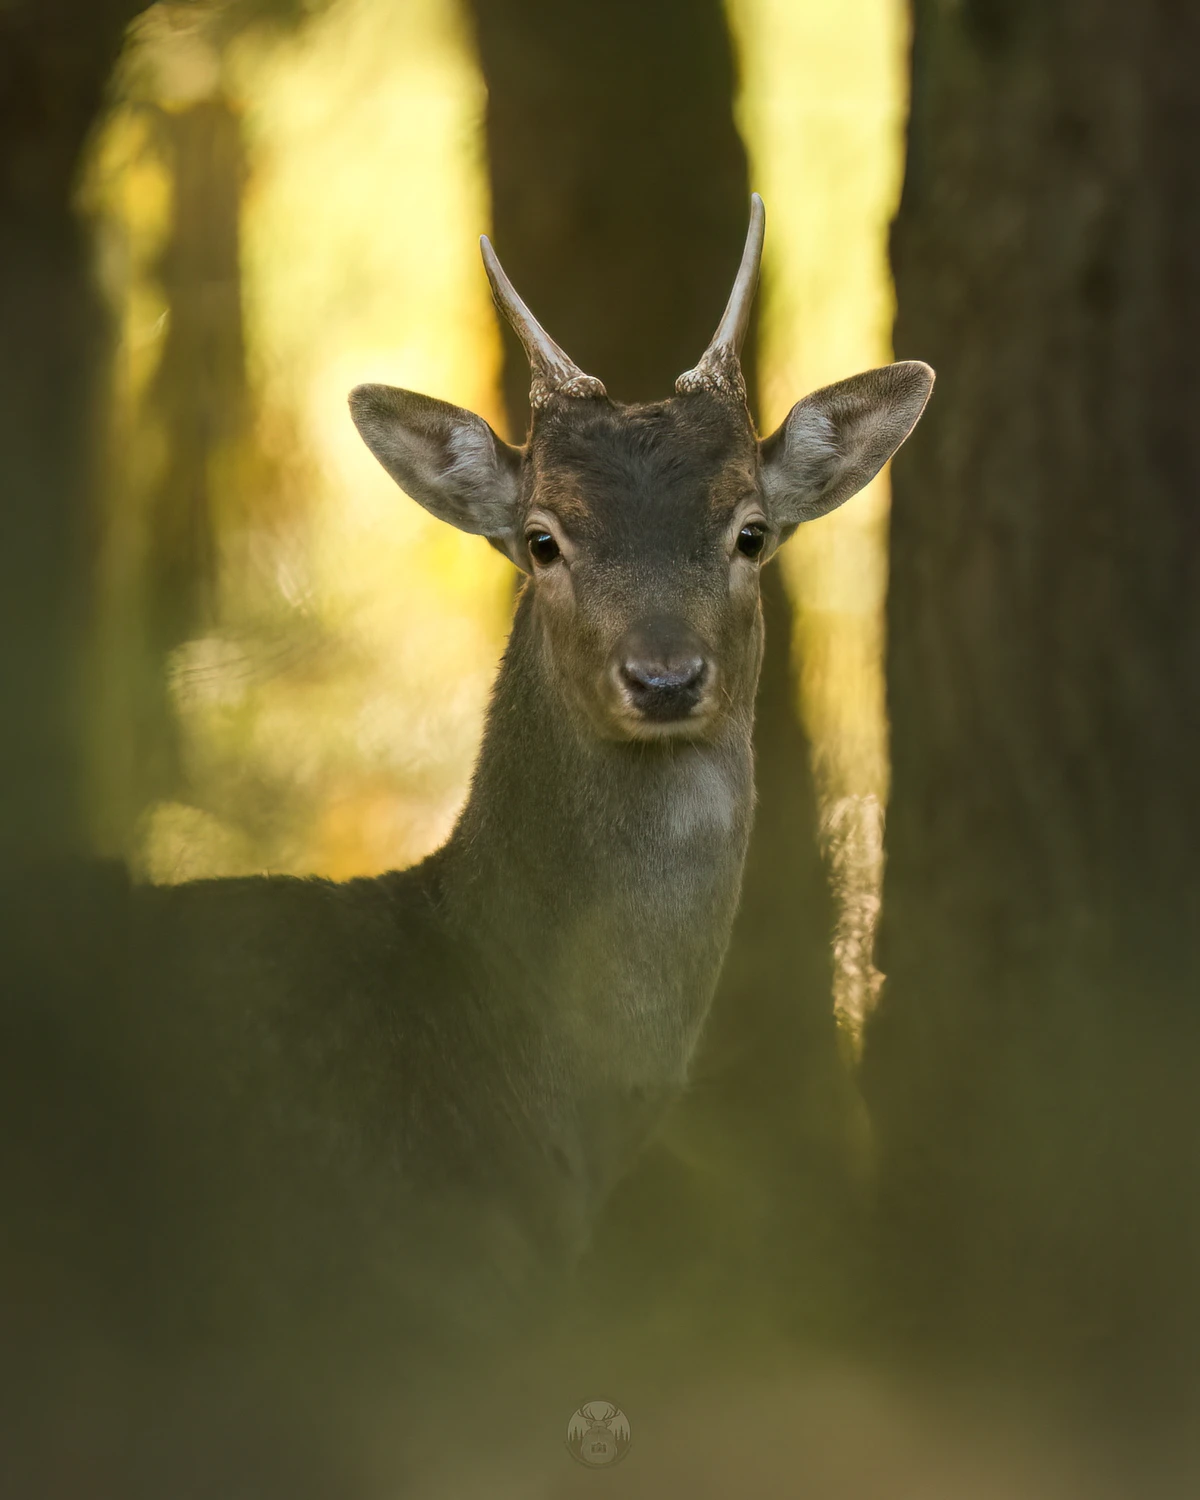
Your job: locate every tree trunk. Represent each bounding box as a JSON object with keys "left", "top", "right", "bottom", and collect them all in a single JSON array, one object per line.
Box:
[
  {"left": 0, "top": 1, "right": 145, "bottom": 863},
  {"left": 138, "top": 98, "right": 249, "bottom": 806},
  {"left": 469, "top": 0, "right": 858, "bottom": 1337},
  {"left": 0, "top": 2, "right": 159, "bottom": 1482},
  {"left": 868, "top": 0, "right": 1200, "bottom": 1439}
]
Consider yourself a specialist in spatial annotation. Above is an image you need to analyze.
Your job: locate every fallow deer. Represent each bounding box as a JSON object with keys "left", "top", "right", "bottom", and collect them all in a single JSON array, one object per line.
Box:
[{"left": 135, "top": 196, "right": 933, "bottom": 1342}]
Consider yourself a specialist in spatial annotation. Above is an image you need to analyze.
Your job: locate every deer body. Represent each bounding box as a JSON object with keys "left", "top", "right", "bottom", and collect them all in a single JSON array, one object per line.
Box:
[{"left": 138, "top": 430, "right": 759, "bottom": 1343}]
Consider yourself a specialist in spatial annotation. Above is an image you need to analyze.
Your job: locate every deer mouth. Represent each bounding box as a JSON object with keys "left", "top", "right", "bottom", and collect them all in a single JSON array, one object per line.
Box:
[{"left": 616, "top": 711, "right": 718, "bottom": 742}]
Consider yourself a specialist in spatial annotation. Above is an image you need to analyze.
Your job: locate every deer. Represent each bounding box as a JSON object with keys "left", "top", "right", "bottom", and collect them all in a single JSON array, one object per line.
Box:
[{"left": 125, "top": 196, "right": 933, "bottom": 1357}]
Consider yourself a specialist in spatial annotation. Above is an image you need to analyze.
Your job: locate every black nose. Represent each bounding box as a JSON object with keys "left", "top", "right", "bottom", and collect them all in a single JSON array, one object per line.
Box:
[
  {"left": 619, "top": 650, "right": 709, "bottom": 720},
  {"left": 622, "top": 656, "right": 706, "bottom": 693}
]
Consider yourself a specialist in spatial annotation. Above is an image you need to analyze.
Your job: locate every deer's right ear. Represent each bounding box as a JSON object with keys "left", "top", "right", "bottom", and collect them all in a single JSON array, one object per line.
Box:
[{"left": 349, "top": 384, "right": 523, "bottom": 551}]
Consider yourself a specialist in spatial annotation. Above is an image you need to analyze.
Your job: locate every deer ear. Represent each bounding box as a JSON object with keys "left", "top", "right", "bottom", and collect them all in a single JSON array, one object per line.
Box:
[
  {"left": 759, "top": 361, "right": 934, "bottom": 526},
  {"left": 349, "top": 384, "right": 522, "bottom": 544}
]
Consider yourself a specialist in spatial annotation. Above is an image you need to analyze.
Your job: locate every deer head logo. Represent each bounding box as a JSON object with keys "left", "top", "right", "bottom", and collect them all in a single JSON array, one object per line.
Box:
[{"left": 566, "top": 1398, "right": 632, "bottom": 1467}]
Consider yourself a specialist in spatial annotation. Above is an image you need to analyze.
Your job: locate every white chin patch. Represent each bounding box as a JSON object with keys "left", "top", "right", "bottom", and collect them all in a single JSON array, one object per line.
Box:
[{"left": 665, "top": 755, "right": 736, "bottom": 839}]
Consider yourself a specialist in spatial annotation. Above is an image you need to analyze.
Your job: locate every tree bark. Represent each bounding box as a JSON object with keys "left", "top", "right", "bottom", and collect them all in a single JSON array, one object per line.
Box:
[
  {"left": 868, "top": 0, "right": 1200, "bottom": 1435},
  {"left": 469, "top": 0, "right": 858, "bottom": 1335}
]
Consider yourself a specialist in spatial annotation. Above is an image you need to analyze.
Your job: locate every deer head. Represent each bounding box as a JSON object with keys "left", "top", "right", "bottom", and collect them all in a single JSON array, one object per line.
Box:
[{"left": 350, "top": 197, "right": 933, "bottom": 744}]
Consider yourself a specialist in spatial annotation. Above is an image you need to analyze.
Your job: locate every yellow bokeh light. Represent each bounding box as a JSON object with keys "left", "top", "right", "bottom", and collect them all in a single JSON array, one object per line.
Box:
[{"left": 87, "top": 0, "right": 511, "bottom": 883}]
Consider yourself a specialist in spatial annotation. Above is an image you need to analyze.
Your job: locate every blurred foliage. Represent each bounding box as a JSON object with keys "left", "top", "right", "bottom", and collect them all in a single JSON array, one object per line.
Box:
[{"left": 81, "top": 0, "right": 905, "bottom": 1034}]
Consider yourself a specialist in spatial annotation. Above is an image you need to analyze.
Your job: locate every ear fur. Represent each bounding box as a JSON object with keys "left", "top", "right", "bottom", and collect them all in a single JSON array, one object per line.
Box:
[
  {"left": 759, "top": 360, "right": 934, "bottom": 525},
  {"left": 349, "top": 384, "right": 522, "bottom": 544}
]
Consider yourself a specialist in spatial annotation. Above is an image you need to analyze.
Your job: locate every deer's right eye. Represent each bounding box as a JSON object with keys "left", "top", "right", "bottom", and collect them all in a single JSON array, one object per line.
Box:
[{"left": 527, "top": 530, "right": 561, "bottom": 566}]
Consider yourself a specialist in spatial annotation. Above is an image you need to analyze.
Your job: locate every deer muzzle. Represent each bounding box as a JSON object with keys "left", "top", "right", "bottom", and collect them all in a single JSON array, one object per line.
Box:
[{"left": 610, "top": 618, "right": 715, "bottom": 729}]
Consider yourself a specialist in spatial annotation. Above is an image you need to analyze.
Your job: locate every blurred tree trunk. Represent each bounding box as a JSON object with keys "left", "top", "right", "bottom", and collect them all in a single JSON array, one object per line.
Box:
[
  {"left": 868, "top": 0, "right": 1200, "bottom": 1434},
  {"left": 0, "top": 0, "right": 145, "bottom": 863},
  {"left": 0, "top": 2, "right": 152, "bottom": 1480},
  {"left": 470, "top": 0, "right": 860, "bottom": 1337},
  {"left": 132, "top": 96, "right": 249, "bottom": 817},
  {"left": 0, "top": 0, "right": 145, "bottom": 1354},
  {"left": 147, "top": 101, "right": 246, "bottom": 658}
]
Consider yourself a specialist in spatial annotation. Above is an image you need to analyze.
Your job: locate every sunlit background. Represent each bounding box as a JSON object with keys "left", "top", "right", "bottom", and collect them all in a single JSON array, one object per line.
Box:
[{"left": 81, "top": 0, "right": 906, "bottom": 1037}]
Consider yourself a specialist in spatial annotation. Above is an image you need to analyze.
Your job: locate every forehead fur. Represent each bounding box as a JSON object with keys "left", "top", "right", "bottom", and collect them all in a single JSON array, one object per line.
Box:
[{"left": 526, "top": 393, "right": 758, "bottom": 529}]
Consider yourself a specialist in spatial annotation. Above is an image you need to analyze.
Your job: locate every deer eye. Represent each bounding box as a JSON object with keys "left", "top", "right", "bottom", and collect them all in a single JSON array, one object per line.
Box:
[
  {"left": 736, "top": 524, "right": 767, "bottom": 559},
  {"left": 527, "top": 530, "right": 560, "bottom": 566}
]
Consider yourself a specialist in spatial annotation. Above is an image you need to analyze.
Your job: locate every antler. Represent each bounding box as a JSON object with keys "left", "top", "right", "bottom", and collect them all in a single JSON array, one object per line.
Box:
[
  {"left": 675, "top": 193, "right": 765, "bottom": 401},
  {"left": 480, "top": 236, "right": 607, "bottom": 411}
]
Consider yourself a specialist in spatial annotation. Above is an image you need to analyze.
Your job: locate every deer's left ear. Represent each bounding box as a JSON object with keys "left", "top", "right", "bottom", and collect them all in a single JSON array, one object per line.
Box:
[
  {"left": 349, "top": 383, "right": 522, "bottom": 548},
  {"left": 759, "top": 361, "right": 934, "bottom": 526}
]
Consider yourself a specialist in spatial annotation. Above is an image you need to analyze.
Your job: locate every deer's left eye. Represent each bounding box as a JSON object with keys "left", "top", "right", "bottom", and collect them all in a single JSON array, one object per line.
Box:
[
  {"left": 736, "top": 524, "right": 767, "bottom": 559},
  {"left": 527, "top": 530, "right": 561, "bottom": 566}
]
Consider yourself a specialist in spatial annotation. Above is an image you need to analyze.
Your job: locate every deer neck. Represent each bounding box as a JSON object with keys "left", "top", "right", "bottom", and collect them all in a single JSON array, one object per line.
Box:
[{"left": 434, "top": 588, "right": 757, "bottom": 1185}]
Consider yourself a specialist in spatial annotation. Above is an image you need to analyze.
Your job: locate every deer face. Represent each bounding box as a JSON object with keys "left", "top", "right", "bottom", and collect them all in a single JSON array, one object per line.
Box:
[
  {"left": 510, "top": 393, "right": 764, "bottom": 741},
  {"left": 350, "top": 197, "right": 933, "bottom": 743}
]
